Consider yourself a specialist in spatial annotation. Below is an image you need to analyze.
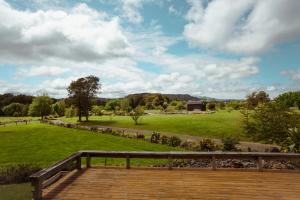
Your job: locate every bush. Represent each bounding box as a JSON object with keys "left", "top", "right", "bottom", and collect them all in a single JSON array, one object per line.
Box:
[
  {"left": 160, "top": 135, "right": 169, "bottom": 144},
  {"left": 136, "top": 133, "right": 145, "bottom": 139},
  {"left": 196, "top": 138, "right": 218, "bottom": 151},
  {"left": 207, "top": 102, "right": 216, "bottom": 111},
  {"left": 150, "top": 132, "right": 160, "bottom": 143},
  {"left": 180, "top": 141, "right": 194, "bottom": 150},
  {"left": 242, "top": 102, "right": 300, "bottom": 144},
  {"left": 0, "top": 164, "right": 41, "bottom": 184},
  {"left": 282, "top": 128, "right": 300, "bottom": 153},
  {"left": 167, "top": 136, "right": 181, "bottom": 147},
  {"left": 221, "top": 135, "right": 239, "bottom": 151}
]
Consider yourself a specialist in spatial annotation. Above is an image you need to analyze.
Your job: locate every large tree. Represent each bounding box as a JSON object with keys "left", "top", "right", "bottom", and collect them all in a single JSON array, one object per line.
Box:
[
  {"left": 28, "top": 95, "right": 52, "bottom": 119},
  {"left": 246, "top": 91, "right": 270, "bottom": 109},
  {"left": 67, "top": 76, "right": 100, "bottom": 122}
]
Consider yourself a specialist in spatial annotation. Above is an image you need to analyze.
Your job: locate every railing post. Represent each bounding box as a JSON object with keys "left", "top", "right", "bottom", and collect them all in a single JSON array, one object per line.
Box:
[
  {"left": 126, "top": 156, "right": 130, "bottom": 169},
  {"left": 76, "top": 156, "right": 81, "bottom": 170},
  {"left": 86, "top": 155, "right": 91, "bottom": 168},
  {"left": 211, "top": 155, "right": 216, "bottom": 170},
  {"left": 257, "top": 156, "right": 263, "bottom": 171},
  {"left": 31, "top": 178, "right": 42, "bottom": 200},
  {"left": 168, "top": 156, "right": 173, "bottom": 170}
]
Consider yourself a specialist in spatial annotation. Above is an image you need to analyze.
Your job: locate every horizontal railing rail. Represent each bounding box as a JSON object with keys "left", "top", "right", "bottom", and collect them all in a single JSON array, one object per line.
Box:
[{"left": 30, "top": 151, "right": 300, "bottom": 200}]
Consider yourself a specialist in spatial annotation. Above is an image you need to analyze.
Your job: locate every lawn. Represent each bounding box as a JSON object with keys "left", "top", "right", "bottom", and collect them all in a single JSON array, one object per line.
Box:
[
  {"left": 0, "top": 183, "right": 31, "bottom": 200},
  {"left": 62, "top": 110, "right": 243, "bottom": 139},
  {"left": 0, "top": 116, "right": 39, "bottom": 122},
  {"left": 0, "top": 123, "right": 177, "bottom": 167}
]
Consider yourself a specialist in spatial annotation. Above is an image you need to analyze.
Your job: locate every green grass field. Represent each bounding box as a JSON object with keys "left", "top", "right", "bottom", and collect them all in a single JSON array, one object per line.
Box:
[
  {"left": 0, "top": 183, "right": 32, "bottom": 200},
  {"left": 0, "top": 116, "right": 39, "bottom": 122},
  {"left": 62, "top": 110, "right": 243, "bottom": 139},
  {"left": 0, "top": 124, "right": 177, "bottom": 167}
]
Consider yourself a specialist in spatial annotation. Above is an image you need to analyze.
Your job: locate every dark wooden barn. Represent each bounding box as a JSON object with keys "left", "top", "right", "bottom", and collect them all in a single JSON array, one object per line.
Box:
[{"left": 187, "top": 101, "right": 207, "bottom": 111}]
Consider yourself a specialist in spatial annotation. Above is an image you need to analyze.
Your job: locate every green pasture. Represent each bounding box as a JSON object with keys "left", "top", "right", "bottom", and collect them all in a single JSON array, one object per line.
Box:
[{"left": 62, "top": 110, "right": 243, "bottom": 139}]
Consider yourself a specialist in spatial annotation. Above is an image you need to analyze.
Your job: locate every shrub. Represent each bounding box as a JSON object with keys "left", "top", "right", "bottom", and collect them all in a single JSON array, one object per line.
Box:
[
  {"left": 221, "top": 135, "right": 239, "bottom": 151},
  {"left": 160, "top": 135, "right": 169, "bottom": 144},
  {"left": 136, "top": 133, "right": 145, "bottom": 139},
  {"left": 130, "top": 106, "right": 144, "bottom": 125},
  {"left": 282, "top": 128, "right": 300, "bottom": 153},
  {"left": 196, "top": 138, "right": 218, "bottom": 151},
  {"left": 207, "top": 102, "right": 216, "bottom": 111},
  {"left": 167, "top": 136, "right": 181, "bottom": 147},
  {"left": 242, "top": 102, "right": 300, "bottom": 144},
  {"left": 150, "top": 132, "right": 160, "bottom": 143},
  {"left": 180, "top": 141, "right": 193, "bottom": 150},
  {"left": 0, "top": 164, "right": 41, "bottom": 184}
]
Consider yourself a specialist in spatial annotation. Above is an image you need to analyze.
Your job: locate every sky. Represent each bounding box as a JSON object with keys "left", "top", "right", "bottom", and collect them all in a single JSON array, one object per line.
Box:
[{"left": 0, "top": 0, "right": 299, "bottom": 99}]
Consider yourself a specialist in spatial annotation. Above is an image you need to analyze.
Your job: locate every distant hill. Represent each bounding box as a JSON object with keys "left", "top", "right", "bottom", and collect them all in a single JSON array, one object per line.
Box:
[{"left": 124, "top": 93, "right": 214, "bottom": 101}]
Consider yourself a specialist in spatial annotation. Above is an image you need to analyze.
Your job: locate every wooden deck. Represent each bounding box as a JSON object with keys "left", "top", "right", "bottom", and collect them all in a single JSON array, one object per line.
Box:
[{"left": 43, "top": 168, "right": 300, "bottom": 200}]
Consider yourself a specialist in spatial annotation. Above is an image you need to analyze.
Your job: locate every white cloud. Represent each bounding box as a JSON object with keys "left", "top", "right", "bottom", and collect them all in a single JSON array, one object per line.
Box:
[
  {"left": 168, "top": 5, "right": 180, "bottom": 16},
  {"left": 15, "top": 66, "right": 70, "bottom": 77},
  {"left": 0, "top": 1, "right": 132, "bottom": 64},
  {"left": 281, "top": 69, "right": 300, "bottom": 81},
  {"left": 121, "top": 0, "right": 144, "bottom": 24},
  {"left": 184, "top": 0, "right": 300, "bottom": 55}
]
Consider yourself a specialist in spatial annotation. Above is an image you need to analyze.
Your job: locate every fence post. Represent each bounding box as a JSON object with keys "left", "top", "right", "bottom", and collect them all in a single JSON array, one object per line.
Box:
[
  {"left": 86, "top": 155, "right": 91, "bottom": 168},
  {"left": 257, "top": 156, "right": 263, "bottom": 171},
  {"left": 168, "top": 156, "right": 173, "bottom": 170},
  {"left": 76, "top": 156, "right": 81, "bottom": 170},
  {"left": 31, "top": 178, "right": 42, "bottom": 200},
  {"left": 211, "top": 155, "right": 216, "bottom": 170},
  {"left": 126, "top": 156, "right": 131, "bottom": 169}
]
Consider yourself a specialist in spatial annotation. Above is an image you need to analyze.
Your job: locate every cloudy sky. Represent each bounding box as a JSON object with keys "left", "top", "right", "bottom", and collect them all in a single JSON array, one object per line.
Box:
[{"left": 0, "top": 0, "right": 300, "bottom": 99}]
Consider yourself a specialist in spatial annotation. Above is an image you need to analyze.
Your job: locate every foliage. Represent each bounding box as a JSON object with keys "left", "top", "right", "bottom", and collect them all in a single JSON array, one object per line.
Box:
[
  {"left": 150, "top": 132, "right": 161, "bottom": 143},
  {"left": 104, "top": 99, "right": 120, "bottom": 112},
  {"left": 130, "top": 106, "right": 144, "bottom": 125},
  {"left": 246, "top": 91, "right": 270, "bottom": 109},
  {"left": 196, "top": 138, "right": 218, "bottom": 151},
  {"left": 207, "top": 102, "right": 216, "bottom": 110},
  {"left": 68, "top": 76, "right": 100, "bottom": 122},
  {"left": 65, "top": 106, "right": 77, "bottom": 118},
  {"left": 242, "top": 102, "right": 300, "bottom": 144},
  {"left": 226, "top": 101, "right": 243, "bottom": 110},
  {"left": 2, "top": 103, "right": 26, "bottom": 117},
  {"left": 167, "top": 136, "right": 181, "bottom": 147},
  {"left": 52, "top": 100, "right": 66, "bottom": 117},
  {"left": 0, "top": 164, "right": 41, "bottom": 184},
  {"left": 160, "top": 135, "right": 169, "bottom": 144},
  {"left": 275, "top": 91, "right": 300, "bottom": 109},
  {"left": 120, "top": 99, "right": 131, "bottom": 113},
  {"left": 91, "top": 105, "right": 103, "bottom": 116},
  {"left": 218, "top": 102, "right": 226, "bottom": 110},
  {"left": 28, "top": 95, "right": 52, "bottom": 119},
  {"left": 136, "top": 133, "right": 145, "bottom": 139},
  {"left": 282, "top": 128, "right": 300, "bottom": 153},
  {"left": 0, "top": 93, "right": 33, "bottom": 117},
  {"left": 221, "top": 135, "right": 239, "bottom": 151}
]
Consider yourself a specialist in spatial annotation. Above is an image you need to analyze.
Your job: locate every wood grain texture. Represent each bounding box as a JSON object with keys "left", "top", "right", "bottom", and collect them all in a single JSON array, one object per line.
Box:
[{"left": 43, "top": 168, "right": 300, "bottom": 200}]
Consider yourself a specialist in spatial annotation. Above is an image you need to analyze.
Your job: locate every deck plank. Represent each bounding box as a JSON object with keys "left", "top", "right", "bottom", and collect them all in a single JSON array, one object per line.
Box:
[{"left": 43, "top": 168, "right": 300, "bottom": 200}]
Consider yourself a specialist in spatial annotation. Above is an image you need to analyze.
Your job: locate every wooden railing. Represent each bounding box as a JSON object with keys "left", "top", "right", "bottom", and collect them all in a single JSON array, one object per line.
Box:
[{"left": 29, "top": 151, "right": 300, "bottom": 200}]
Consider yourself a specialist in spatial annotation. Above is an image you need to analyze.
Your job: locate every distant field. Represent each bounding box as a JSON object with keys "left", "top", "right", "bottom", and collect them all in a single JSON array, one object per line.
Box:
[
  {"left": 0, "top": 183, "right": 31, "bottom": 200},
  {"left": 0, "top": 116, "right": 39, "bottom": 122},
  {"left": 62, "top": 111, "right": 243, "bottom": 139},
  {"left": 0, "top": 124, "right": 177, "bottom": 167}
]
